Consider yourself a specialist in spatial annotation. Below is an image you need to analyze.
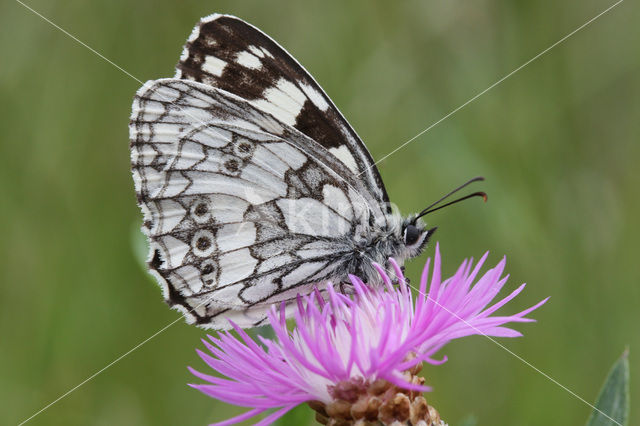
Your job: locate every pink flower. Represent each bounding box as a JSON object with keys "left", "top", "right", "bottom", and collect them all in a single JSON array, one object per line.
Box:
[{"left": 189, "top": 244, "right": 547, "bottom": 425}]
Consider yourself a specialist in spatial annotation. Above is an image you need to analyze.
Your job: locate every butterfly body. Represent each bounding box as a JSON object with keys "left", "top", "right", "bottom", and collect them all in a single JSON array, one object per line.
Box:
[{"left": 130, "top": 14, "right": 433, "bottom": 328}]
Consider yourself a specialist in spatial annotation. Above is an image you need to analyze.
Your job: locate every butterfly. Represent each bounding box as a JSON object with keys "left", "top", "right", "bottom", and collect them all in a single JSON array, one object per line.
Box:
[{"left": 129, "top": 14, "right": 485, "bottom": 329}]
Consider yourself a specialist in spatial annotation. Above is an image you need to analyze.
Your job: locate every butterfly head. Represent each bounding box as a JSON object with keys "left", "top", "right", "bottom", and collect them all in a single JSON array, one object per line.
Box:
[
  {"left": 397, "top": 177, "right": 487, "bottom": 258},
  {"left": 391, "top": 177, "right": 487, "bottom": 262},
  {"left": 400, "top": 216, "right": 437, "bottom": 259}
]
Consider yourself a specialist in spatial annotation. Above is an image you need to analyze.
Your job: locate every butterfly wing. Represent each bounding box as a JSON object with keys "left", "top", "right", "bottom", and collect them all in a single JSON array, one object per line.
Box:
[
  {"left": 175, "top": 14, "right": 390, "bottom": 209},
  {"left": 130, "top": 78, "right": 379, "bottom": 328}
]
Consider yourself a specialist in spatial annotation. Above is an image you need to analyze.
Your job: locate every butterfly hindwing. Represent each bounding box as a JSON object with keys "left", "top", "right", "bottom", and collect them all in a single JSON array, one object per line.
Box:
[
  {"left": 130, "top": 78, "right": 377, "bottom": 328},
  {"left": 175, "top": 14, "right": 390, "bottom": 208}
]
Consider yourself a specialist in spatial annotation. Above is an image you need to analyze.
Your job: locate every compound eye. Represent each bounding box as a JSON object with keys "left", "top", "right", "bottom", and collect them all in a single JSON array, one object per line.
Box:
[{"left": 403, "top": 224, "right": 421, "bottom": 246}]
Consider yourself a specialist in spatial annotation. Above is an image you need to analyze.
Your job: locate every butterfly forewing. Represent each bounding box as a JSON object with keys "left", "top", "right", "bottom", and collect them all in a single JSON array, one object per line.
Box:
[{"left": 176, "top": 14, "right": 390, "bottom": 207}]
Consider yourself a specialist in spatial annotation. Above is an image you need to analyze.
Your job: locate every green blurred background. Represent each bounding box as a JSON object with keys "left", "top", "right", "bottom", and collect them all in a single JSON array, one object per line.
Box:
[{"left": 1, "top": 0, "right": 638, "bottom": 425}]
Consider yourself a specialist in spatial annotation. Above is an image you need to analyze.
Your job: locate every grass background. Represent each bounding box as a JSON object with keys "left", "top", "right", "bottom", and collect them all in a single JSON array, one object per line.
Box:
[{"left": 1, "top": 0, "right": 638, "bottom": 425}]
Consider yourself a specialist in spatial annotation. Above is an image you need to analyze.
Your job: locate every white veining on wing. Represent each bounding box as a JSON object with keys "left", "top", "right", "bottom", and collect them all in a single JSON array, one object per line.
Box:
[
  {"left": 240, "top": 163, "right": 288, "bottom": 197},
  {"left": 329, "top": 145, "right": 359, "bottom": 173},
  {"left": 156, "top": 173, "right": 190, "bottom": 198},
  {"left": 173, "top": 265, "right": 204, "bottom": 294},
  {"left": 182, "top": 172, "right": 283, "bottom": 202},
  {"left": 172, "top": 141, "right": 205, "bottom": 169},
  {"left": 209, "top": 194, "right": 249, "bottom": 223},
  {"left": 257, "top": 254, "right": 295, "bottom": 273},
  {"left": 208, "top": 283, "right": 244, "bottom": 306},
  {"left": 252, "top": 78, "right": 306, "bottom": 126},
  {"left": 240, "top": 277, "right": 279, "bottom": 303},
  {"left": 158, "top": 236, "right": 190, "bottom": 268},
  {"left": 276, "top": 198, "right": 350, "bottom": 237},
  {"left": 282, "top": 262, "right": 327, "bottom": 288},
  {"left": 266, "top": 142, "right": 307, "bottom": 170},
  {"left": 217, "top": 223, "right": 257, "bottom": 253},
  {"left": 202, "top": 56, "right": 227, "bottom": 77},
  {"left": 297, "top": 240, "right": 338, "bottom": 260},
  {"left": 187, "top": 125, "right": 232, "bottom": 148},
  {"left": 149, "top": 199, "right": 186, "bottom": 234},
  {"left": 151, "top": 83, "right": 181, "bottom": 102},
  {"left": 300, "top": 82, "right": 329, "bottom": 111},
  {"left": 236, "top": 50, "right": 262, "bottom": 70},
  {"left": 322, "top": 184, "right": 354, "bottom": 221},
  {"left": 218, "top": 249, "right": 258, "bottom": 286},
  {"left": 248, "top": 45, "right": 266, "bottom": 58},
  {"left": 249, "top": 145, "right": 291, "bottom": 178}
]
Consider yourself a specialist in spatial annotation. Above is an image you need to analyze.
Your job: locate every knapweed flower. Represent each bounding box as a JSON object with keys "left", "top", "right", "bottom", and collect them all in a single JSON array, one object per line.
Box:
[{"left": 189, "top": 244, "right": 547, "bottom": 425}]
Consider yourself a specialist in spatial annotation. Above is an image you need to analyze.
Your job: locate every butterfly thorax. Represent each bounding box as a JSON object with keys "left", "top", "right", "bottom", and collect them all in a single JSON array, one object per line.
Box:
[{"left": 338, "top": 214, "right": 430, "bottom": 285}]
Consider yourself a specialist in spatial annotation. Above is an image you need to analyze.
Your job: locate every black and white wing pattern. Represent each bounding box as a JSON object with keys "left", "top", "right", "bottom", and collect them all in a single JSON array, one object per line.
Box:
[
  {"left": 130, "top": 79, "right": 389, "bottom": 329},
  {"left": 129, "top": 14, "right": 428, "bottom": 330},
  {"left": 175, "top": 14, "right": 390, "bottom": 209}
]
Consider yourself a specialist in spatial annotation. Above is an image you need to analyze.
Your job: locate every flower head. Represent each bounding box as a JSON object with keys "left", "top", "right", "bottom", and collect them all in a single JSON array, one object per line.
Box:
[{"left": 189, "top": 244, "right": 547, "bottom": 425}]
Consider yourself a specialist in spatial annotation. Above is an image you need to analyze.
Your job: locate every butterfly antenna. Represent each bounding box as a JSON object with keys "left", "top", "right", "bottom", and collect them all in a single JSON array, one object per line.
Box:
[
  {"left": 418, "top": 191, "right": 487, "bottom": 217},
  {"left": 415, "top": 177, "right": 486, "bottom": 220}
]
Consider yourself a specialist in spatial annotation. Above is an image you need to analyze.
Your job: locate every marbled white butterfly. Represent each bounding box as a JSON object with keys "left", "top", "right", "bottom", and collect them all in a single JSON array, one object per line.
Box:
[{"left": 129, "top": 14, "right": 485, "bottom": 329}]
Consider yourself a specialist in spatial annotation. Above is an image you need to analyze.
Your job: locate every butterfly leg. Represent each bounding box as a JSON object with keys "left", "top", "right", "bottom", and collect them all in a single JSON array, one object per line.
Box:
[{"left": 399, "top": 265, "right": 411, "bottom": 285}]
